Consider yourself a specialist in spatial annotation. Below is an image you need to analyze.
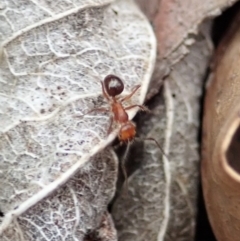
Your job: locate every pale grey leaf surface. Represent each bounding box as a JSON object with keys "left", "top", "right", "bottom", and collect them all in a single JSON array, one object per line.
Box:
[
  {"left": 0, "top": 0, "right": 112, "bottom": 46},
  {"left": 2, "top": 148, "right": 118, "bottom": 241},
  {"left": 0, "top": 0, "right": 156, "bottom": 239},
  {"left": 112, "top": 22, "right": 213, "bottom": 241}
]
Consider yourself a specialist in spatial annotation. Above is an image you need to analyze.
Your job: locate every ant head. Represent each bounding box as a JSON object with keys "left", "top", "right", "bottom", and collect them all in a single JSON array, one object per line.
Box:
[
  {"left": 104, "top": 75, "right": 124, "bottom": 97},
  {"left": 118, "top": 121, "right": 136, "bottom": 142}
]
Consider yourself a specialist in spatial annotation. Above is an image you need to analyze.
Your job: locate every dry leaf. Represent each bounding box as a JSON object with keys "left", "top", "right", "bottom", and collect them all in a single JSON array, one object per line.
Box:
[
  {"left": 112, "top": 22, "right": 213, "bottom": 241},
  {"left": 2, "top": 148, "right": 118, "bottom": 240},
  {"left": 112, "top": 0, "right": 240, "bottom": 240},
  {"left": 136, "top": 0, "right": 239, "bottom": 99},
  {"left": 202, "top": 9, "right": 240, "bottom": 241},
  {"left": 0, "top": 0, "right": 156, "bottom": 239},
  {"left": 138, "top": 0, "right": 237, "bottom": 58}
]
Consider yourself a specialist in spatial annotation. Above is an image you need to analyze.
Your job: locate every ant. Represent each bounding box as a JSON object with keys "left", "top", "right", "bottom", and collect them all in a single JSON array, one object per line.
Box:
[
  {"left": 79, "top": 74, "right": 166, "bottom": 191},
  {"left": 99, "top": 75, "right": 165, "bottom": 148},
  {"left": 96, "top": 75, "right": 166, "bottom": 189},
  {"left": 100, "top": 74, "right": 147, "bottom": 142}
]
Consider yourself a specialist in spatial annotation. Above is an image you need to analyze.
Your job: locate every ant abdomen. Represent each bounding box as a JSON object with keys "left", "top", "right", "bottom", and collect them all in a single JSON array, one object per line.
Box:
[
  {"left": 118, "top": 122, "right": 136, "bottom": 142},
  {"left": 104, "top": 75, "right": 124, "bottom": 97}
]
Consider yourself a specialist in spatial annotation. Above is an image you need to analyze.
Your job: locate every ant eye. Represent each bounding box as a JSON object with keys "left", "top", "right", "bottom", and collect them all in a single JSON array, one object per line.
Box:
[{"left": 104, "top": 75, "right": 124, "bottom": 97}]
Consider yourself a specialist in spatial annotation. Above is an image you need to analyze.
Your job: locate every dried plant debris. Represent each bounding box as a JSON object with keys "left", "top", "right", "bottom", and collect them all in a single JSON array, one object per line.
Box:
[
  {"left": 138, "top": 0, "right": 238, "bottom": 100},
  {"left": 112, "top": 22, "right": 212, "bottom": 241},
  {"left": 0, "top": 0, "right": 156, "bottom": 239}
]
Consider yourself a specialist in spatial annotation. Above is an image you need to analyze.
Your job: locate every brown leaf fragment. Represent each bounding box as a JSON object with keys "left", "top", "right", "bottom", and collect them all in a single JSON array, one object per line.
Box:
[
  {"left": 137, "top": 0, "right": 238, "bottom": 58},
  {"left": 202, "top": 9, "right": 240, "bottom": 241},
  {"left": 136, "top": 0, "right": 239, "bottom": 99}
]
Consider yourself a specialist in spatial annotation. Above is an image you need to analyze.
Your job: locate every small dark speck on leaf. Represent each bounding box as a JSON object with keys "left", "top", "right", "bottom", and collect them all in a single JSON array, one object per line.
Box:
[
  {"left": 78, "top": 140, "right": 84, "bottom": 145},
  {"left": 112, "top": 9, "right": 118, "bottom": 15}
]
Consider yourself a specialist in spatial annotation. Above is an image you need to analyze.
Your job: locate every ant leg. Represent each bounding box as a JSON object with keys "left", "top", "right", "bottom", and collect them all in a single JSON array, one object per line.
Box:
[
  {"left": 100, "top": 81, "right": 110, "bottom": 101},
  {"left": 121, "top": 142, "right": 132, "bottom": 196},
  {"left": 125, "top": 104, "right": 149, "bottom": 112},
  {"left": 74, "top": 107, "right": 108, "bottom": 118},
  {"left": 120, "top": 85, "right": 141, "bottom": 102},
  {"left": 135, "top": 137, "right": 168, "bottom": 158},
  {"left": 86, "top": 107, "right": 108, "bottom": 115},
  {"left": 107, "top": 116, "right": 114, "bottom": 135}
]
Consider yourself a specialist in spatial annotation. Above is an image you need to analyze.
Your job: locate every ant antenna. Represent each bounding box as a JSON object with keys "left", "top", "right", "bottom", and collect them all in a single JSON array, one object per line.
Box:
[
  {"left": 119, "top": 136, "right": 169, "bottom": 196},
  {"left": 120, "top": 142, "right": 132, "bottom": 196},
  {"left": 136, "top": 137, "right": 169, "bottom": 159}
]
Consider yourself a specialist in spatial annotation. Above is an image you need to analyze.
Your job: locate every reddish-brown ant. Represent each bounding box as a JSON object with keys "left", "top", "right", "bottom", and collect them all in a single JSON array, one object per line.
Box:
[
  {"left": 78, "top": 74, "right": 166, "bottom": 191},
  {"left": 97, "top": 74, "right": 166, "bottom": 190},
  {"left": 100, "top": 75, "right": 164, "bottom": 148},
  {"left": 100, "top": 74, "right": 147, "bottom": 142}
]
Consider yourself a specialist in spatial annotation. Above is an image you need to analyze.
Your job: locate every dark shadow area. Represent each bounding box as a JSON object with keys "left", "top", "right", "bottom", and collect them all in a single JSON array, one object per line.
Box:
[
  {"left": 194, "top": 184, "right": 216, "bottom": 241},
  {"left": 110, "top": 140, "right": 145, "bottom": 203},
  {"left": 212, "top": 0, "right": 240, "bottom": 46},
  {"left": 226, "top": 124, "right": 240, "bottom": 173}
]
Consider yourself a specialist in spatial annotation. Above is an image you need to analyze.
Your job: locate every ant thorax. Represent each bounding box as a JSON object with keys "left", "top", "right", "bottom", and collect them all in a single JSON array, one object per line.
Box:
[{"left": 111, "top": 102, "right": 129, "bottom": 124}]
